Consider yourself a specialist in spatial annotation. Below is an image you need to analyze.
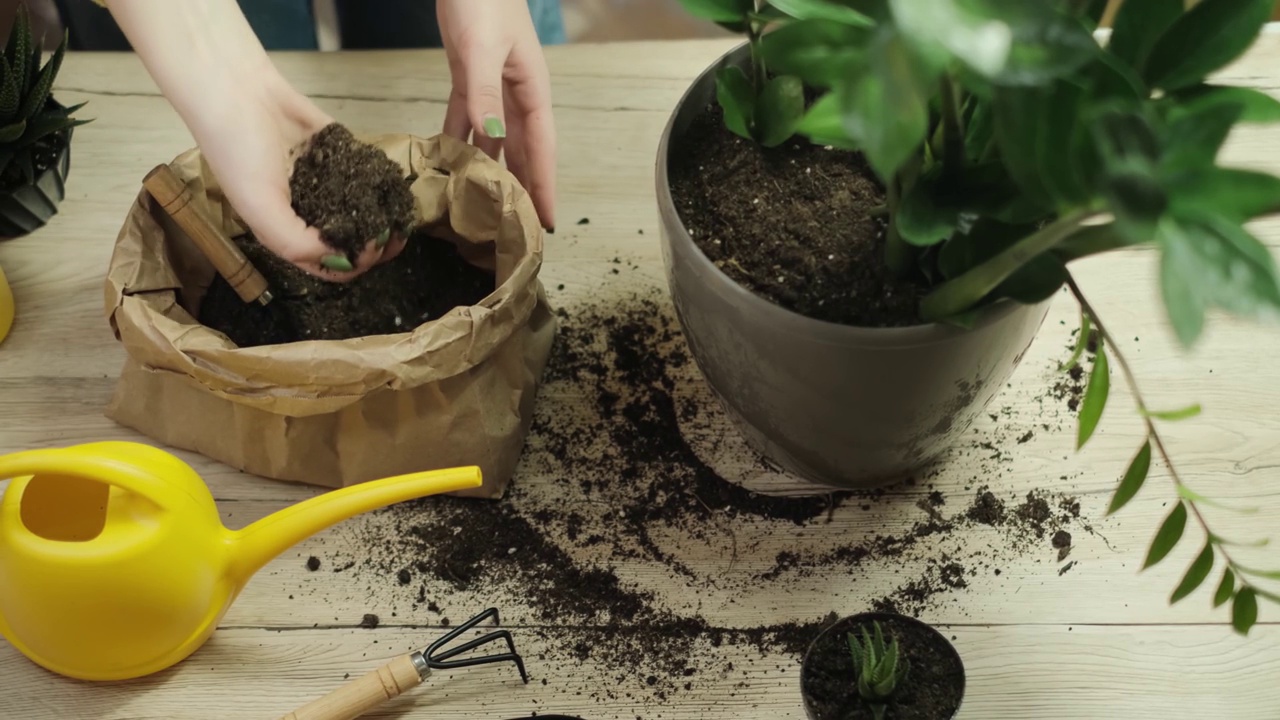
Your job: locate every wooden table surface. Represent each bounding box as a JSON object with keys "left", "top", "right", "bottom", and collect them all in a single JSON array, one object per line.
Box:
[{"left": 2, "top": 35, "right": 1279, "bottom": 720}]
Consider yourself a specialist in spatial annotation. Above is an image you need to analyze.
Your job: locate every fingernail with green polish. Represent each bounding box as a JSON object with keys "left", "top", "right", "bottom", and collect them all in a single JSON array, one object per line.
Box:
[
  {"left": 483, "top": 116, "right": 506, "bottom": 139},
  {"left": 376, "top": 228, "right": 391, "bottom": 248},
  {"left": 321, "top": 254, "right": 354, "bottom": 272}
]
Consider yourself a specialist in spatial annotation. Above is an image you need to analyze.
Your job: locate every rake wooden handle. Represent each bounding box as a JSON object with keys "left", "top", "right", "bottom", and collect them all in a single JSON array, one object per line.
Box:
[
  {"left": 277, "top": 653, "right": 427, "bottom": 720},
  {"left": 142, "top": 163, "right": 273, "bottom": 306}
]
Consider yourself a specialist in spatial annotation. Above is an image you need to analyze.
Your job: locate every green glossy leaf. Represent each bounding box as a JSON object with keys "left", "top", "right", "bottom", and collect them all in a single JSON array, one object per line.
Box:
[
  {"left": 759, "top": 19, "right": 869, "bottom": 88},
  {"left": 1168, "top": 168, "right": 1280, "bottom": 224},
  {"left": 767, "top": 0, "right": 872, "bottom": 25},
  {"left": 675, "top": 0, "right": 753, "bottom": 22},
  {"left": 1237, "top": 566, "right": 1280, "bottom": 581},
  {"left": 1170, "top": 544, "right": 1215, "bottom": 604},
  {"left": 1038, "top": 78, "right": 1090, "bottom": 207},
  {"left": 1077, "top": 343, "right": 1109, "bottom": 449},
  {"left": 1170, "top": 84, "right": 1280, "bottom": 125},
  {"left": 964, "top": 97, "right": 993, "bottom": 160},
  {"left": 715, "top": 66, "right": 755, "bottom": 140},
  {"left": 1210, "top": 534, "right": 1270, "bottom": 548},
  {"left": 1143, "top": 502, "right": 1188, "bottom": 570},
  {"left": 1143, "top": 0, "right": 1273, "bottom": 92},
  {"left": 837, "top": 26, "right": 935, "bottom": 181},
  {"left": 1160, "top": 99, "right": 1243, "bottom": 174},
  {"left": 755, "top": 75, "right": 805, "bottom": 147},
  {"left": 897, "top": 172, "right": 958, "bottom": 247},
  {"left": 1108, "top": 0, "right": 1182, "bottom": 69},
  {"left": 993, "top": 86, "right": 1054, "bottom": 209},
  {"left": 794, "top": 93, "right": 859, "bottom": 149},
  {"left": 1090, "top": 107, "right": 1167, "bottom": 241},
  {"left": 1214, "top": 569, "right": 1236, "bottom": 607},
  {"left": 1157, "top": 212, "right": 1280, "bottom": 348},
  {"left": 1144, "top": 404, "right": 1202, "bottom": 421},
  {"left": 1232, "top": 587, "right": 1258, "bottom": 635},
  {"left": 1054, "top": 222, "right": 1144, "bottom": 262},
  {"left": 888, "top": 0, "right": 1012, "bottom": 77},
  {"left": 994, "top": 253, "right": 1068, "bottom": 304},
  {"left": 1177, "top": 484, "right": 1261, "bottom": 514},
  {"left": 1107, "top": 440, "right": 1152, "bottom": 516}
]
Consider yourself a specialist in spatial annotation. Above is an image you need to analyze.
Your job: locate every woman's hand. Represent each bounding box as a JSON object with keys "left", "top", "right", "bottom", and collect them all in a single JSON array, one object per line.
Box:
[
  {"left": 103, "top": 0, "right": 401, "bottom": 280},
  {"left": 438, "top": 0, "right": 558, "bottom": 232}
]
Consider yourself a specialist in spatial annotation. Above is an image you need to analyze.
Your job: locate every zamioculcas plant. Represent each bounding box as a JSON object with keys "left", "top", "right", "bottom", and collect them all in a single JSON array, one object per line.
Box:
[
  {"left": 676, "top": 0, "right": 1280, "bottom": 633},
  {"left": 848, "top": 622, "right": 909, "bottom": 720}
]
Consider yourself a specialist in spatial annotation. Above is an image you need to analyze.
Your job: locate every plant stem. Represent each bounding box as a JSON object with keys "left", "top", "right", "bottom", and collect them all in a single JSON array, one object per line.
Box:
[
  {"left": 940, "top": 74, "right": 965, "bottom": 182},
  {"left": 748, "top": 6, "right": 766, "bottom": 94},
  {"left": 1065, "top": 275, "right": 1273, "bottom": 608},
  {"left": 885, "top": 174, "right": 912, "bottom": 278},
  {"left": 919, "top": 210, "right": 1104, "bottom": 320}
]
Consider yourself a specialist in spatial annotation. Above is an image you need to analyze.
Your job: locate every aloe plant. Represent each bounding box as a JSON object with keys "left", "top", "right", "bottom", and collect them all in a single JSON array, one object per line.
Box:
[
  {"left": 675, "top": 0, "right": 1280, "bottom": 634},
  {"left": 0, "top": 2, "right": 90, "bottom": 187},
  {"left": 848, "top": 622, "right": 909, "bottom": 720}
]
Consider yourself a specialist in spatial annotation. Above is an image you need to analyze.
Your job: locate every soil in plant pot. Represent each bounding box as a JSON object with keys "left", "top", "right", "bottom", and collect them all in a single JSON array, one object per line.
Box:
[
  {"left": 803, "top": 614, "right": 964, "bottom": 720},
  {"left": 197, "top": 123, "right": 494, "bottom": 347},
  {"left": 668, "top": 101, "right": 930, "bottom": 328}
]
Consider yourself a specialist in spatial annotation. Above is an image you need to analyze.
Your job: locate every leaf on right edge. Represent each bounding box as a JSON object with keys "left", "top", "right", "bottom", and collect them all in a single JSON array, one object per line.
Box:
[
  {"left": 1170, "top": 544, "right": 1215, "bottom": 604},
  {"left": 766, "top": 0, "right": 874, "bottom": 25},
  {"left": 1143, "top": 501, "right": 1188, "bottom": 570},
  {"left": 1232, "top": 587, "right": 1258, "bottom": 635},
  {"left": 1107, "top": 0, "right": 1182, "bottom": 70},
  {"left": 1077, "top": 342, "right": 1110, "bottom": 449},
  {"left": 1214, "top": 568, "right": 1236, "bottom": 607},
  {"left": 1144, "top": 404, "right": 1203, "bottom": 421},
  {"left": 675, "top": 0, "right": 754, "bottom": 23},
  {"left": 1107, "top": 439, "right": 1152, "bottom": 516},
  {"left": 1143, "top": 0, "right": 1274, "bottom": 92}
]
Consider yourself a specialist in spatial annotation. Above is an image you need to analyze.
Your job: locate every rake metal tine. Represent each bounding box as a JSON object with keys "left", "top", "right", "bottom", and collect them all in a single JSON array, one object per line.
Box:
[{"left": 423, "top": 608, "right": 529, "bottom": 684}]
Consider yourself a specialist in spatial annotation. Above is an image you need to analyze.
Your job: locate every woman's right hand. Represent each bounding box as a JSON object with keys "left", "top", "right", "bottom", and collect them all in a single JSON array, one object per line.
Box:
[{"left": 103, "top": 0, "right": 402, "bottom": 281}]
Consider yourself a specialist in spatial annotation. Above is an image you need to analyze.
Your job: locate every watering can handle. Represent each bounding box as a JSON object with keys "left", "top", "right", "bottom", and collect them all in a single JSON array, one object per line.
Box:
[{"left": 0, "top": 446, "right": 176, "bottom": 511}]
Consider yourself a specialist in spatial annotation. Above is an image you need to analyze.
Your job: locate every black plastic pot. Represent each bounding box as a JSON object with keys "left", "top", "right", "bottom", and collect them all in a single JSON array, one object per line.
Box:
[
  {"left": 0, "top": 100, "right": 74, "bottom": 239},
  {"left": 655, "top": 42, "right": 1051, "bottom": 490},
  {"left": 800, "top": 612, "right": 965, "bottom": 720}
]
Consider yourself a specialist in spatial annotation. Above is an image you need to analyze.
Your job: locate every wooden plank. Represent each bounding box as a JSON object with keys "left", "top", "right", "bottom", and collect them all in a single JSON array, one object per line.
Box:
[{"left": 0, "top": 624, "right": 1274, "bottom": 719}]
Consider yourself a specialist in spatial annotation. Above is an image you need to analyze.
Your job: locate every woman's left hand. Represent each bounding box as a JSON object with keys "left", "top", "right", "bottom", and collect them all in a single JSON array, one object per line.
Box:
[{"left": 437, "top": 0, "right": 557, "bottom": 232}]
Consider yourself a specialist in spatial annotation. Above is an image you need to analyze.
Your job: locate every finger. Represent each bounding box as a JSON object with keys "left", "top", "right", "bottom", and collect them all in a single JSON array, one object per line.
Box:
[
  {"left": 503, "top": 97, "right": 530, "bottom": 192},
  {"left": 460, "top": 45, "right": 508, "bottom": 161},
  {"left": 377, "top": 233, "right": 409, "bottom": 265},
  {"left": 506, "top": 41, "right": 556, "bottom": 231},
  {"left": 232, "top": 189, "right": 368, "bottom": 283},
  {"left": 443, "top": 87, "right": 472, "bottom": 142}
]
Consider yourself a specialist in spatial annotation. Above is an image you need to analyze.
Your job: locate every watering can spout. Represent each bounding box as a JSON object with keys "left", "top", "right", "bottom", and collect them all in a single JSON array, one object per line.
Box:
[{"left": 227, "top": 466, "right": 482, "bottom": 584}]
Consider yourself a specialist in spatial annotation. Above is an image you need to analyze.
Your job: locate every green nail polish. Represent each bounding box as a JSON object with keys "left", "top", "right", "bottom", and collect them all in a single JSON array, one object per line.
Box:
[
  {"left": 483, "top": 116, "right": 506, "bottom": 139},
  {"left": 321, "top": 254, "right": 354, "bottom": 272},
  {"left": 376, "top": 228, "right": 391, "bottom": 248}
]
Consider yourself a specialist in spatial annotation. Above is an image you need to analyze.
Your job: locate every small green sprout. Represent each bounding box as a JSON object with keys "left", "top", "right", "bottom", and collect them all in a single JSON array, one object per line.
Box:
[{"left": 848, "top": 621, "right": 909, "bottom": 720}]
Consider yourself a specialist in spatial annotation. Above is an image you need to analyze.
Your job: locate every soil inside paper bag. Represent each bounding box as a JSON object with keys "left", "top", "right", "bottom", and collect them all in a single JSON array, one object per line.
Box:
[
  {"left": 199, "top": 229, "right": 495, "bottom": 346},
  {"left": 197, "top": 123, "right": 495, "bottom": 347}
]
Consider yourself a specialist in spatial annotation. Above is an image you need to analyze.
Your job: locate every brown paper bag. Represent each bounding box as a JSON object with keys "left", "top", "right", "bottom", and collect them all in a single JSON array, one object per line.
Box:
[{"left": 102, "top": 132, "right": 556, "bottom": 498}]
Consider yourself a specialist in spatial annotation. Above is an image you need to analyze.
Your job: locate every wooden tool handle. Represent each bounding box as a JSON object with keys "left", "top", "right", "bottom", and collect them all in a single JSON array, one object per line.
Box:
[
  {"left": 278, "top": 653, "right": 426, "bottom": 720},
  {"left": 142, "top": 163, "right": 272, "bottom": 305}
]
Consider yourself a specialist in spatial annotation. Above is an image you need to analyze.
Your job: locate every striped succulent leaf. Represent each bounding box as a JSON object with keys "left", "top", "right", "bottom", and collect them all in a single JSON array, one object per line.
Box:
[
  {"left": 5, "top": 3, "right": 28, "bottom": 88},
  {"left": 0, "top": 58, "right": 21, "bottom": 124},
  {"left": 0, "top": 119, "right": 27, "bottom": 143},
  {"left": 18, "top": 32, "right": 65, "bottom": 122}
]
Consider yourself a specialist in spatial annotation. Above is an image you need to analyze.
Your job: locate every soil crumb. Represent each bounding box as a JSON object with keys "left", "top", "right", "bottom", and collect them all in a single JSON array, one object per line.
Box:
[{"left": 667, "top": 101, "right": 927, "bottom": 328}]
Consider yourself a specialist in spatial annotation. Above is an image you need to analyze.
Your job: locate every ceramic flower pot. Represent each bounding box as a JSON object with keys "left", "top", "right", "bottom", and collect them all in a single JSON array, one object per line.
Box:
[
  {"left": 654, "top": 42, "right": 1051, "bottom": 490},
  {"left": 800, "top": 612, "right": 965, "bottom": 720}
]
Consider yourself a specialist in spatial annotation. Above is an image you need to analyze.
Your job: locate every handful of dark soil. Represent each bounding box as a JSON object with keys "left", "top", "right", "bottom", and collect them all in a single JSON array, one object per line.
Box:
[
  {"left": 198, "top": 123, "right": 495, "bottom": 347},
  {"left": 290, "top": 123, "right": 417, "bottom": 262}
]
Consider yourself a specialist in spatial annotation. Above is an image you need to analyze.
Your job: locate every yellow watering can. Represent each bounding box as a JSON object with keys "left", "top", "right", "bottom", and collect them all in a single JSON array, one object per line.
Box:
[
  {"left": 0, "top": 263, "right": 13, "bottom": 345},
  {"left": 0, "top": 441, "right": 482, "bottom": 682}
]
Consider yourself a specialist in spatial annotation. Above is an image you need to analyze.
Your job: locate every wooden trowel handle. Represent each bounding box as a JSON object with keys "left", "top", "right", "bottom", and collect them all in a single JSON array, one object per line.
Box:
[
  {"left": 277, "top": 653, "right": 428, "bottom": 720},
  {"left": 142, "top": 163, "right": 273, "bottom": 306}
]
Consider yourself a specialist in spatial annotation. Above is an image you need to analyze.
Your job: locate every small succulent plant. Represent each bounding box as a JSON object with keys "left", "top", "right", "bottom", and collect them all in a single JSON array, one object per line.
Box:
[
  {"left": 848, "top": 622, "right": 909, "bottom": 720},
  {"left": 0, "top": 1, "right": 90, "bottom": 187}
]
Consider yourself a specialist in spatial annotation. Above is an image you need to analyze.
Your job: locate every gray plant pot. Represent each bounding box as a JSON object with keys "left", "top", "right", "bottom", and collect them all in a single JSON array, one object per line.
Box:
[{"left": 655, "top": 42, "right": 1052, "bottom": 490}]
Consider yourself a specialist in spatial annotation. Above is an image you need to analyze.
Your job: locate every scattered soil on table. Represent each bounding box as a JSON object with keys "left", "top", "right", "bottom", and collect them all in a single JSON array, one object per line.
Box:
[
  {"left": 667, "top": 101, "right": 928, "bottom": 328},
  {"left": 289, "top": 123, "right": 416, "bottom": 260},
  {"left": 802, "top": 614, "right": 964, "bottom": 720},
  {"left": 198, "top": 229, "right": 494, "bottom": 346},
  {"left": 319, "top": 288, "right": 1104, "bottom": 711}
]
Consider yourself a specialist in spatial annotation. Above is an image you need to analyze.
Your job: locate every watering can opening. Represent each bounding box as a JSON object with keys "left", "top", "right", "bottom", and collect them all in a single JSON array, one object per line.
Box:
[{"left": 19, "top": 473, "right": 114, "bottom": 542}]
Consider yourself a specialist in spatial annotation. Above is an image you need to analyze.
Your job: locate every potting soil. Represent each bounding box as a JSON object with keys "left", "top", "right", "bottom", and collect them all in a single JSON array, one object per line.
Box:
[{"left": 311, "top": 286, "right": 1104, "bottom": 710}]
